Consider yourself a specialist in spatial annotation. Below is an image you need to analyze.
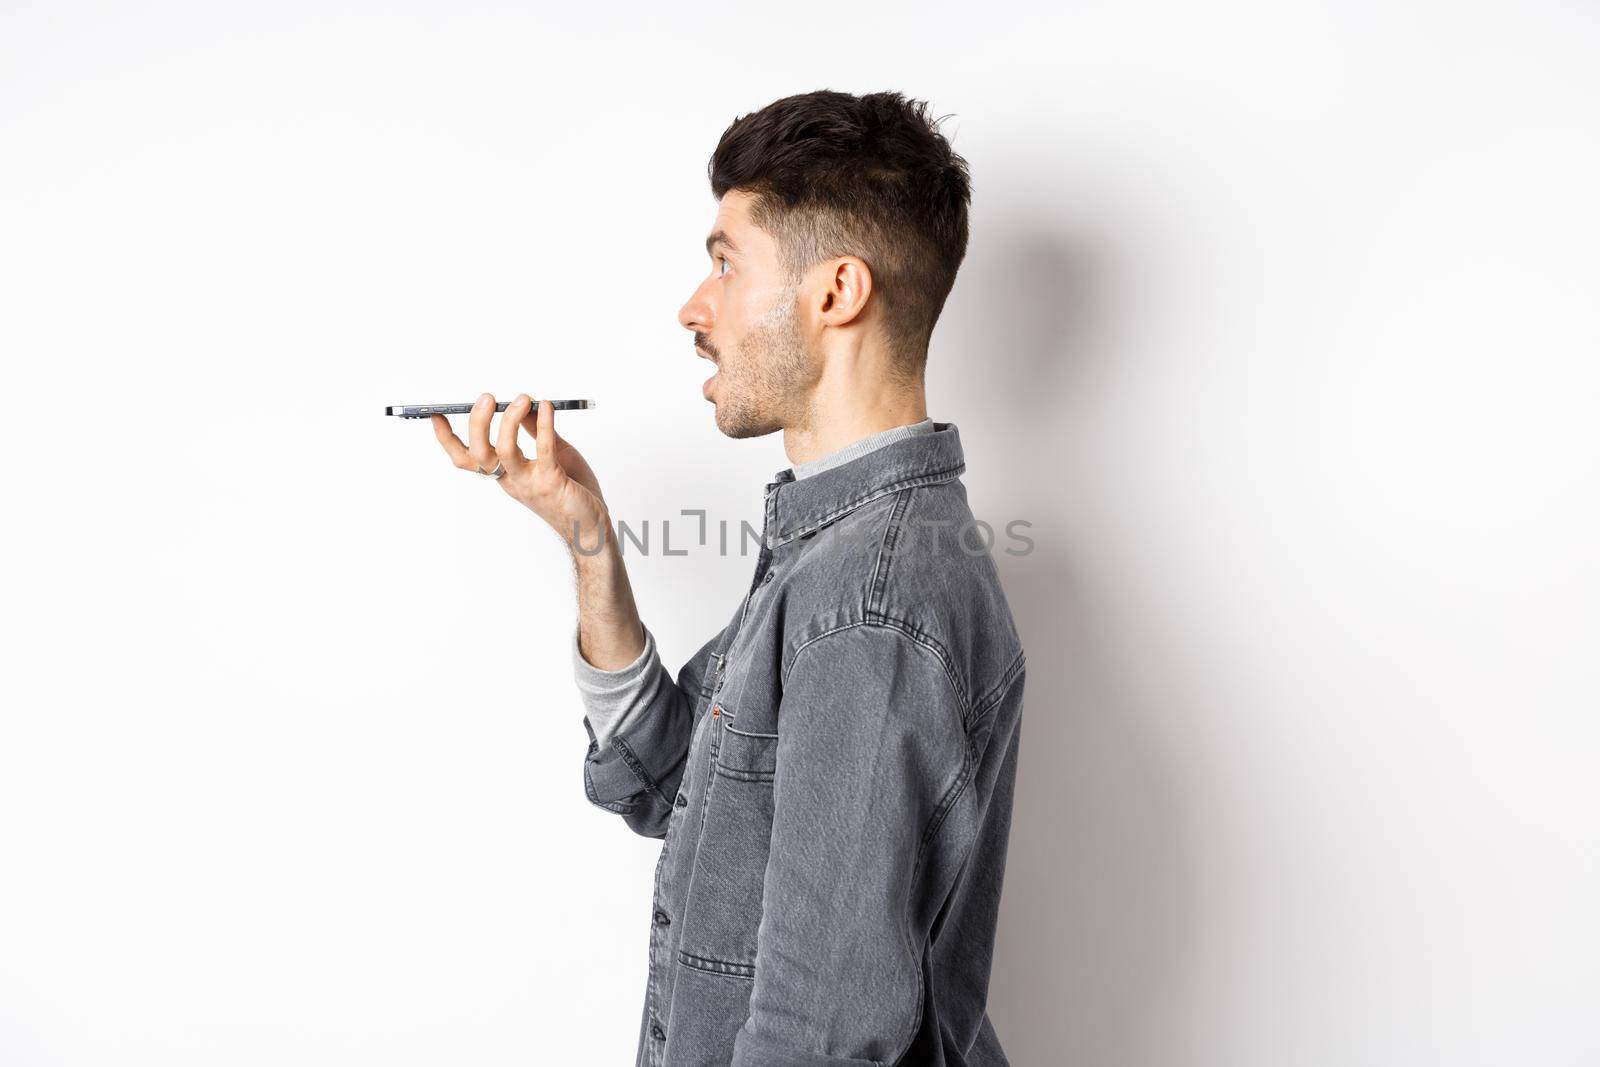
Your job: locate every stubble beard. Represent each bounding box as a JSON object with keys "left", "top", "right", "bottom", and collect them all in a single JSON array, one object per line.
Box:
[{"left": 714, "top": 284, "right": 817, "bottom": 440}]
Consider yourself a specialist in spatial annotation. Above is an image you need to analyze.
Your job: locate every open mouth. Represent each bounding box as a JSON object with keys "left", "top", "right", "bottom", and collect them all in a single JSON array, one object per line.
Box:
[{"left": 698, "top": 347, "right": 719, "bottom": 399}]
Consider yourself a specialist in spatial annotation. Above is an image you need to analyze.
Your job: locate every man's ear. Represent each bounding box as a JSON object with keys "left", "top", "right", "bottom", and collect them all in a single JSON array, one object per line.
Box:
[{"left": 817, "top": 256, "right": 874, "bottom": 326}]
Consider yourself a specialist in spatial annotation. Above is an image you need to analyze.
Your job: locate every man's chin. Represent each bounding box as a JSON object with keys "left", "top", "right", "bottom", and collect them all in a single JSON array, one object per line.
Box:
[{"left": 714, "top": 406, "right": 784, "bottom": 441}]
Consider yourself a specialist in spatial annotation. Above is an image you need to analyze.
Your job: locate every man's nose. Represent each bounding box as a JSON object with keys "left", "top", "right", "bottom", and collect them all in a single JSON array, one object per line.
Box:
[{"left": 678, "top": 280, "right": 714, "bottom": 333}]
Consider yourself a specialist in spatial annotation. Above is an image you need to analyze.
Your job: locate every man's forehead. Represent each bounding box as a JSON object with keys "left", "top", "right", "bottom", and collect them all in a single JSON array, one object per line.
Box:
[
  {"left": 716, "top": 187, "right": 755, "bottom": 222},
  {"left": 707, "top": 190, "right": 759, "bottom": 248}
]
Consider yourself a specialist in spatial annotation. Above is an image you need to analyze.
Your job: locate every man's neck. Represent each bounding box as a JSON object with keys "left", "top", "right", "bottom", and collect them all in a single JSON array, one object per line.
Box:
[
  {"left": 783, "top": 405, "right": 929, "bottom": 466},
  {"left": 782, "top": 360, "right": 930, "bottom": 467}
]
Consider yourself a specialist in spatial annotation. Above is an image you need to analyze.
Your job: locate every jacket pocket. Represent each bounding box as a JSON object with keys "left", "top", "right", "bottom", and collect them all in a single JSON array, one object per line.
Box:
[
  {"left": 677, "top": 704, "right": 778, "bottom": 977},
  {"left": 715, "top": 711, "right": 778, "bottom": 780}
]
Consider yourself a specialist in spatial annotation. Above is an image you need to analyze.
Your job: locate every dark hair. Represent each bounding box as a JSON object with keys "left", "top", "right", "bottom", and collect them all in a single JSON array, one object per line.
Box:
[{"left": 708, "top": 90, "right": 972, "bottom": 380}]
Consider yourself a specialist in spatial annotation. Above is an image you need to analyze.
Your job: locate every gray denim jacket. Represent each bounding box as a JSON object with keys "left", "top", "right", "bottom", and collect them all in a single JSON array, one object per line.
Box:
[{"left": 578, "top": 422, "right": 1026, "bottom": 1066}]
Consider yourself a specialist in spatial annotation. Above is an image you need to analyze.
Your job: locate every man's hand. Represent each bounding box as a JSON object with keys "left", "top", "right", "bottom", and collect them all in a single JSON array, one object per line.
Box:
[{"left": 431, "top": 392, "right": 610, "bottom": 552}]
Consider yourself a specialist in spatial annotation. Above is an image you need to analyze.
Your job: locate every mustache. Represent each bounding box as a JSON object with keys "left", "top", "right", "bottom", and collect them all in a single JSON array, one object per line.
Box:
[{"left": 695, "top": 334, "right": 720, "bottom": 360}]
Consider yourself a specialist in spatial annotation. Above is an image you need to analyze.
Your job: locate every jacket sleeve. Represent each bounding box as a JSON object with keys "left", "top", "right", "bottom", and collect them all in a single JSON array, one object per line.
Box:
[
  {"left": 731, "top": 624, "right": 969, "bottom": 1067},
  {"left": 575, "top": 620, "right": 725, "bottom": 839}
]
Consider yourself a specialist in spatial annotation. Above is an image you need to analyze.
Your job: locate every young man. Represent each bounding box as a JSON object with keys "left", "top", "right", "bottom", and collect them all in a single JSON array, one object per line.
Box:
[{"left": 431, "top": 90, "right": 1025, "bottom": 1067}]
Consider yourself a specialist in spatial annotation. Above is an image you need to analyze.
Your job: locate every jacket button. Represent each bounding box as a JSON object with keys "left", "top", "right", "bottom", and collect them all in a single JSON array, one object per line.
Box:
[
  {"left": 650, "top": 1021, "right": 665, "bottom": 1040},
  {"left": 674, "top": 792, "right": 688, "bottom": 808},
  {"left": 654, "top": 909, "right": 671, "bottom": 926},
  {"left": 762, "top": 570, "right": 775, "bottom": 584}
]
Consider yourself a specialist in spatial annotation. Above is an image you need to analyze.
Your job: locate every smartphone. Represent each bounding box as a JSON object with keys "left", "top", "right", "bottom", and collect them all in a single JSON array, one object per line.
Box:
[{"left": 385, "top": 399, "right": 598, "bottom": 419}]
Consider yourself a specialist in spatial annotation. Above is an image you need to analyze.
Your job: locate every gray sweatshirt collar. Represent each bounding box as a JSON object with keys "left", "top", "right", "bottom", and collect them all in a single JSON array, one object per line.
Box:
[{"left": 788, "top": 418, "right": 937, "bottom": 480}]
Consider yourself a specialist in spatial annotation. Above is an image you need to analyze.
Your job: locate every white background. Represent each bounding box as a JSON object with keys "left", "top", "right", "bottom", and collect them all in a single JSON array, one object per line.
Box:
[{"left": 2, "top": 2, "right": 1597, "bottom": 1064}]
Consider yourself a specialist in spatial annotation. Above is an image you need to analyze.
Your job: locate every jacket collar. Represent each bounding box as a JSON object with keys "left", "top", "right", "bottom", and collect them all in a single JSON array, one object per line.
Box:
[{"left": 761, "top": 421, "right": 966, "bottom": 548}]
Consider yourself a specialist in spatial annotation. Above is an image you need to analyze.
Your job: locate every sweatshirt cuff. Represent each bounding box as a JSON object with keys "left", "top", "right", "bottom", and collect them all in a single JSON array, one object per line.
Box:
[{"left": 573, "top": 622, "right": 661, "bottom": 746}]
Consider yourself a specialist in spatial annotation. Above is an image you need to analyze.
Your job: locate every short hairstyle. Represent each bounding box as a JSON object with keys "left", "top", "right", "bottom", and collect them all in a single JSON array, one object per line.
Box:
[{"left": 708, "top": 90, "right": 972, "bottom": 380}]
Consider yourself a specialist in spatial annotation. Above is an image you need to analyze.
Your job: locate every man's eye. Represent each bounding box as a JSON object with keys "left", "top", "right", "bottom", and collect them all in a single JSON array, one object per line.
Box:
[{"left": 718, "top": 257, "right": 731, "bottom": 277}]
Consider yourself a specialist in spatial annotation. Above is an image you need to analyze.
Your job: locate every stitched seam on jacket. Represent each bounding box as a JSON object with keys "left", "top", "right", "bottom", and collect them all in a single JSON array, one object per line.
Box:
[
  {"left": 611, "top": 734, "right": 677, "bottom": 807},
  {"left": 722, "top": 718, "right": 779, "bottom": 739},
  {"left": 852, "top": 483, "right": 976, "bottom": 719},
  {"left": 781, "top": 620, "right": 867, "bottom": 684},
  {"left": 780, "top": 622, "right": 961, "bottom": 1064},
  {"left": 970, "top": 650, "right": 1027, "bottom": 728},
  {"left": 868, "top": 489, "right": 914, "bottom": 618},
  {"left": 773, "top": 463, "right": 966, "bottom": 546},
  {"left": 678, "top": 949, "right": 755, "bottom": 979},
  {"left": 864, "top": 613, "right": 974, "bottom": 725},
  {"left": 898, "top": 738, "right": 978, "bottom": 1067},
  {"left": 913, "top": 735, "right": 977, "bottom": 880},
  {"left": 686, "top": 713, "right": 723, "bottom": 884},
  {"left": 582, "top": 758, "right": 640, "bottom": 814},
  {"left": 897, "top": 727, "right": 986, "bottom": 1066},
  {"left": 713, "top": 764, "right": 775, "bottom": 783},
  {"left": 782, "top": 617, "right": 971, "bottom": 728}
]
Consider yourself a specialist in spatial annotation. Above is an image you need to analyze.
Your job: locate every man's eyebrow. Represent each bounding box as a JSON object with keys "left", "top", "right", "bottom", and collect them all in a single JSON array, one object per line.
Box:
[{"left": 705, "top": 230, "right": 739, "bottom": 257}]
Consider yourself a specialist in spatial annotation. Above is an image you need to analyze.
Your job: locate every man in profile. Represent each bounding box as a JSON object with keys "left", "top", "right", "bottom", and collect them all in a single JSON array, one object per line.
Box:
[{"left": 430, "top": 89, "right": 1026, "bottom": 1066}]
